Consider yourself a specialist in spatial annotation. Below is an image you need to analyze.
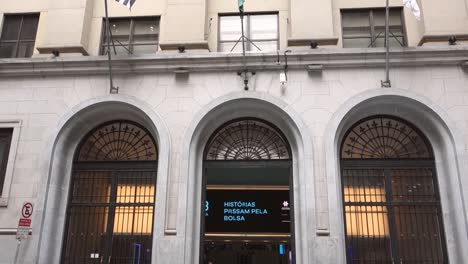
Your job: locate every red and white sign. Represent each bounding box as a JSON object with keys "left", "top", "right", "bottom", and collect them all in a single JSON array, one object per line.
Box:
[
  {"left": 21, "top": 202, "right": 33, "bottom": 218},
  {"left": 16, "top": 202, "right": 34, "bottom": 240}
]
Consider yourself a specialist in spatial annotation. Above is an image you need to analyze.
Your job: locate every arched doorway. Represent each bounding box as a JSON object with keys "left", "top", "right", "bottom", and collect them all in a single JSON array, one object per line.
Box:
[
  {"left": 201, "top": 118, "right": 294, "bottom": 264},
  {"left": 340, "top": 115, "right": 448, "bottom": 263},
  {"left": 61, "top": 120, "right": 158, "bottom": 263}
]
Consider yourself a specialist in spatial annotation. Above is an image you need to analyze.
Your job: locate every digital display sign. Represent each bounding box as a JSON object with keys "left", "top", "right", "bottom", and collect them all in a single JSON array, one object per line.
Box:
[{"left": 204, "top": 190, "right": 291, "bottom": 233}]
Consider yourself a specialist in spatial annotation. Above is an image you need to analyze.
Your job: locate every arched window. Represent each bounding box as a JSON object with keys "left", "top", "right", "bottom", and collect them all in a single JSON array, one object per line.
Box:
[
  {"left": 340, "top": 115, "right": 447, "bottom": 263},
  {"left": 62, "top": 120, "right": 158, "bottom": 264},
  {"left": 202, "top": 119, "right": 294, "bottom": 264}
]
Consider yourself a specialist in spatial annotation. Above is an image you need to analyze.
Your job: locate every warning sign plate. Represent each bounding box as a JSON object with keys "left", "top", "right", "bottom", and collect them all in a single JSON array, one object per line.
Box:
[{"left": 16, "top": 202, "right": 33, "bottom": 240}]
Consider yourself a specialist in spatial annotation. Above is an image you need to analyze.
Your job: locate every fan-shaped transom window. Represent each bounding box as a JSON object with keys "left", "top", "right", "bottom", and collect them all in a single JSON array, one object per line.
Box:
[
  {"left": 341, "top": 115, "right": 433, "bottom": 159},
  {"left": 77, "top": 120, "right": 157, "bottom": 161},
  {"left": 204, "top": 119, "right": 291, "bottom": 160}
]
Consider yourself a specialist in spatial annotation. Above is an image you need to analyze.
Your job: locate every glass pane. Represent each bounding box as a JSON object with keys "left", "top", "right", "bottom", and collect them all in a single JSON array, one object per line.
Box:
[
  {"left": 116, "top": 184, "right": 155, "bottom": 204},
  {"left": 113, "top": 206, "right": 153, "bottom": 234},
  {"left": 17, "top": 42, "right": 35, "bottom": 57},
  {"left": 0, "top": 42, "right": 16, "bottom": 58},
  {"left": 219, "top": 16, "right": 245, "bottom": 41},
  {"left": 103, "top": 44, "right": 131, "bottom": 56},
  {"left": 391, "top": 169, "right": 436, "bottom": 202},
  {"left": 345, "top": 205, "right": 392, "bottom": 262},
  {"left": 342, "top": 26, "right": 371, "bottom": 38},
  {"left": 62, "top": 206, "right": 109, "bottom": 263},
  {"left": 342, "top": 169, "right": 386, "bottom": 203},
  {"left": 343, "top": 168, "right": 391, "bottom": 262},
  {"left": 20, "top": 15, "right": 39, "bottom": 40},
  {"left": 0, "top": 16, "right": 21, "bottom": 40},
  {"left": 103, "top": 35, "right": 130, "bottom": 47},
  {"left": 132, "top": 44, "right": 157, "bottom": 55},
  {"left": 374, "top": 37, "right": 405, "bottom": 47},
  {"left": 109, "top": 20, "right": 131, "bottom": 37},
  {"left": 250, "top": 14, "right": 277, "bottom": 40},
  {"left": 110, "top": 225, "right": 153, "bottom": 262},
  {"left": 343, "top": 38, "right": 372, "bottom": 48},
  {"left": 250, "top": 40, "right": 277, "bottom": 52},
  {"left": 342, "top": 11, "right": 371, "bottom": 48},
  {"left": 374, "top": 9, "right": 402, "bottom": 27},
  {"left": 345, "top": 205, "right": 389, "bottom": 237},
  {"left": 342, "top": 10, "right": 370, "bottom": 28},
  {"left": 0, "top": 136, "right": 10, "bottom": 194},
  {"left": 133, "top": 34, "right": 158, "bottom": 43},
  {"left": 394, "top": 206, "right": 445, "bottom": 263},
  {"left": 219, "top": 41, "right": 243, "bottom": 52},
  {"left": 133, "top": 19, "right": 159, "bottom": 35},
  {"left": 71, "top": 172, "right": 112, "bottom": 203}
]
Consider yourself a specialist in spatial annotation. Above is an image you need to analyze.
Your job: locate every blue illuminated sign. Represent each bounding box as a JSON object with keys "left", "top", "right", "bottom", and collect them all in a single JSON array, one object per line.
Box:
[
  {"left": 204, "top": 190, "right": 290, "bottom": 233},
  {"left": 279, "top": 244, "right": 285, "bottom": 255}
]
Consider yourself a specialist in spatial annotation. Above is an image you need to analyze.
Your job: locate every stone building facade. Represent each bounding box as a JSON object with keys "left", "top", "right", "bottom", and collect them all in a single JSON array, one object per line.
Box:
[{"left": 0, "top": 0, "right": 468, "bottom": 263}]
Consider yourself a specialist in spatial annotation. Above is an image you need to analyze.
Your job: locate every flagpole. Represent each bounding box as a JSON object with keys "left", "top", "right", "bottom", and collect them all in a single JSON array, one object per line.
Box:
[
  {"left": 381, "top": 0, "right": 391, "bottom": 88},
  {"left": 104, "top": 0, "right": 118, "bottom": 94},
  {"left": 238, "top": 1, "right": 251, "bottom": 90}
]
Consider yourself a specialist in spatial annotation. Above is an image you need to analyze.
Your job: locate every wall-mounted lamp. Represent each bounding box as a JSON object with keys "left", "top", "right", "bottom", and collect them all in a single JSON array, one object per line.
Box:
[
  {"left": 448, "top": 36, "right": 457, "bottom": 45},
  {"left": 237, "top": 70, "right": 256, "bottom": 91},
  {"left": 310, "top": 41, "right": 318, "bottom": 49},
  {"left": 280, "top": 72, "right": 287, "bottom": 85}
]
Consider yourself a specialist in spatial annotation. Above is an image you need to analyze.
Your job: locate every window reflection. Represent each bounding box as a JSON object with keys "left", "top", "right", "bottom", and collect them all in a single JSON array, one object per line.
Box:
[{"left": 219, "top": 14, "right": 278, "bottom": 52}]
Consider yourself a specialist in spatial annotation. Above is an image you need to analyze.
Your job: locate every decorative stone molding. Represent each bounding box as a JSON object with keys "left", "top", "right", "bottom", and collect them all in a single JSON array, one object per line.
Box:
[{"left": 1, "top": 46, "right": 467, "bottom": 77}]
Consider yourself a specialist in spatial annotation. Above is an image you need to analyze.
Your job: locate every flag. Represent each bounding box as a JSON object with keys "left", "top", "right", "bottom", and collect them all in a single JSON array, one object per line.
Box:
[
  {"left": 403, "top": 0, "right": 421, "bottom": 20},
  {"left": 115, "top": 0, "right": 136, "bottom": 10},
  {"left": 238, "top": 0, "right": 245, "bottom": 13}
]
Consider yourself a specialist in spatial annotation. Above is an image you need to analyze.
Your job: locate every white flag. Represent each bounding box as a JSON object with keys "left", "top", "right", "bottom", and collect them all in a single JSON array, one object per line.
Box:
[
  {"left": 115, "top": 0, "right": 136, "bottom": 10},
  {"left": 403, "top": 0, "right": 421, "bottom": 20}
]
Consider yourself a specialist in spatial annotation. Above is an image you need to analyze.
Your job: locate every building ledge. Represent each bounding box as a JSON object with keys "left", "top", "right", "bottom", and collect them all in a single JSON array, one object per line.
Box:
[
  {"left": 36, "top": 44, "right": 89, "bottom": 56},
  {"left": 288, "top": 37, "right": 339, "bottom": 47},
  {"left": 0, "top": 46, "right": 467, "bottom": 77},
  {"left": 418, "top": 33, "right": 468, "bottom": 46},
  {"left": 159, "top": 41, "right": 209, "bottom": 51}
]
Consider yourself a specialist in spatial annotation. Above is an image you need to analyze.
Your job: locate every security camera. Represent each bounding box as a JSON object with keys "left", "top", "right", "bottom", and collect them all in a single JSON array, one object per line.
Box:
[{"left": 279, "top": 72, "right": 287, "bottom": 85}]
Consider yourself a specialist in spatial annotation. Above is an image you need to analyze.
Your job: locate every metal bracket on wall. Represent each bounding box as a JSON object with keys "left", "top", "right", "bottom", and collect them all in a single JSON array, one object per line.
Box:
[{"left": 237, "top": 69, "right": 256, "bottom": 91}]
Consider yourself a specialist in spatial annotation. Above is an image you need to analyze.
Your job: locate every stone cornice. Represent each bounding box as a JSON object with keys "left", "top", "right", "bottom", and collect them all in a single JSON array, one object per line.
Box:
[{"left": 0, "top": 46, "right": 467, "bottom": 77}]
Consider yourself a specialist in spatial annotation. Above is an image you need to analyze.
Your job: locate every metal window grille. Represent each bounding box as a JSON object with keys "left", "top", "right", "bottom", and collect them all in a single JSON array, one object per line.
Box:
[
  {"left": 0, "top": 14, "right": 39, "bottom": 58},
  {"left": 340, "top": 116, "right": 448, "bottom": 263},
  {"left": 101, "top": 17, "right": 159, "bottom": 56},
  {"left": 0, "top": 128, "right": 13, "bottom": 196},
  {"left": 218, "top": 13, "right": 279, "bottom": 52},
  {"left": 62, "top": 121, "right": 158, "bottom": 264},
  {"left": 204, "top": 119, "right": 291, "bottom": 160},
  {"left": 341, "top": 8, "right": 406, "bottom": 48}
]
